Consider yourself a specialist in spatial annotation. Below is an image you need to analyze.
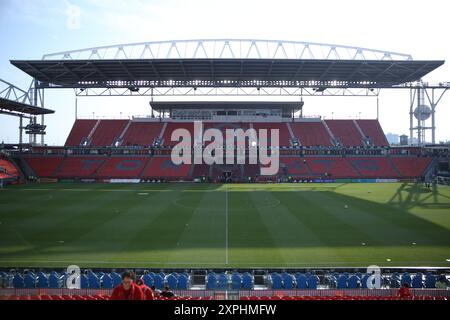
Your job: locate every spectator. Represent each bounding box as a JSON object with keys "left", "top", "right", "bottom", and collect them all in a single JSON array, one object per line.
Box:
[
  {"left": 161, "top": 285, "right": 175, "bottom": 298},
  {"left": 397, "top": 283, "right": 412, "bottom": 299},
  {"left": 111, "top": 271, "right": 144, "bottom": 300},
  {"left": 135, "top": 278, "right": 154, "bottom": 300}
]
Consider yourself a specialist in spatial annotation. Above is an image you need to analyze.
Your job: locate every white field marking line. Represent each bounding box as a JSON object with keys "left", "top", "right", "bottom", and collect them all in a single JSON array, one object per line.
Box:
[{"left": 225, "top": 185, "right": 229, "bottom": 265}]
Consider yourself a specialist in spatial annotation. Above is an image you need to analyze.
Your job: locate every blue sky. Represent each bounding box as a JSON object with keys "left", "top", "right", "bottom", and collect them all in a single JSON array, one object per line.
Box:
[{"left": 0, "top": 0, "right": 449, "bottom": 145}]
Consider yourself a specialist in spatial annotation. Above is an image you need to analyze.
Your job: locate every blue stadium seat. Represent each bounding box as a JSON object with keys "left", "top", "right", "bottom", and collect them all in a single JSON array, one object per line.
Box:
[
  {"left": 154, "top": 274, "right": 165, "bottom": 290},
  {"left": 425, "top": 274, "right": 436, "bottom": 289},
  {"left": 411, "top": 273, "right": 423, "bottom": 289},
  {"left": 80, "top": 274, "right": 89, "bottom": 289},
  {"left": 401, "top": 273, "right": 412, "bottom": 287},
  {"left": 101, "top": 274, "right": 114, "bottom": 289},
  {"left": 282, "top": 273, "right": 294, "bottom": 289},
  {"left": 242, "top": 273, "right": 253, "bottom": 290},
  {"left": 307, "top": 275, "right": 319, "bottom": 289},
  {"left": 36, "top": 272, "right": 49, "bottom": 288},
  {"left": 142, "top": 274, "right": 154, "bottom": 287},
  {"left": 181, "top": 272, "right": 189, "bottom": 279},
  {"left": 178, "top": 274, "right": 189, "bottom": 290},
  {"left": 49, "top": 272, "right": 61, "bottom": 288},
  {"left": 13, "top": 274, "right": 25, "bottom": 288},
  {"left": 231, "top": 273, "right": 242, "bottom": 290},
  {"left": 24, "top": 273, "right": 36, "bottom": 288},
  {"left": 337, "top": 275, "right": 348, "bottom": 289},
  {"left": 218, "top": 273, "right": 228, "bottom": 290},
  {"left": 167, "top": 274, "right": 178, "bottom": 290},
  {"left": 88, "top": 271, "right": 100, "bottom": 289},
  {"left": 347, "top": 275, "right": 361, "bottom": 289},
  {"left": 110, "top": 272, "right": 122, "bottom": 287},
  {"left": 295, "top": 274, "right": 307, "bottom": 289},
  {"left": 271, "top": 273, "right": 283, "bottom": 290},
  {"left": 206, "top": 273, "right": 217, "bottom": 290}
]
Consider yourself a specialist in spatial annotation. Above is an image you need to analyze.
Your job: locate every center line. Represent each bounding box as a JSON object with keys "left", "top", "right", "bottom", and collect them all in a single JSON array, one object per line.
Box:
[{"left": 225, "top": 184, "right": 229, "bottom": 265}]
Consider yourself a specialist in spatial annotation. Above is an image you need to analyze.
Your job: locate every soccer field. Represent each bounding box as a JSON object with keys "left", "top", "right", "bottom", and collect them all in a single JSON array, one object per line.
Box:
[{"left": 0, "top": 182, "right": 449, "bottom": 269}]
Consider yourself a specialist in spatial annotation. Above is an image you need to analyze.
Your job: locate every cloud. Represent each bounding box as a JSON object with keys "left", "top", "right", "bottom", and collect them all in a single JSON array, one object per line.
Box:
[{"left": 65, "top": 2, "right": 81, "bottom": 30}]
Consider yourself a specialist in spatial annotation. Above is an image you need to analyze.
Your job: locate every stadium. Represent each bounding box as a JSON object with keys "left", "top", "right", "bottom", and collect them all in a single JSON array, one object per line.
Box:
[{"left": 0, "top": 37, "right": 449, "bottom": 303}]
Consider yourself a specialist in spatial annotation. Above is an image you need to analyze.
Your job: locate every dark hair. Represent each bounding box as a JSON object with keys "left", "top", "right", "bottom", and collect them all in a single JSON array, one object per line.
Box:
[
  {"left": 135, "top": 278, "right": 143, "bottom": 285},
  {"left": 121, "top": 270, "right": 135, "bottom": 280},
  {"left": 150, "top": 286, "right": 156, "bottom": 290},
  {"left": 402, "top": 283, "right": 409, "bottom": 288}
]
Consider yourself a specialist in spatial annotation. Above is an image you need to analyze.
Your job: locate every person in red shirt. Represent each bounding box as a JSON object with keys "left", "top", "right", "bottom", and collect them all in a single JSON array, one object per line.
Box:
[
  {"left": 135, "top": 278, "right": 154, "bottom": 300},
  {"left": 111, "top": 271, "right": 144, "bottom": 300},
  {"left": 397, "top": 283, "right": 412, "bottom": 299}
]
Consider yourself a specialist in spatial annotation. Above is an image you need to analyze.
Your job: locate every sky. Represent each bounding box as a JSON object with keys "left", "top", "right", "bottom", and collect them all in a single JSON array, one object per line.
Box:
[{"left": 0, "top": 0, "right": 449, "bottom": 145}]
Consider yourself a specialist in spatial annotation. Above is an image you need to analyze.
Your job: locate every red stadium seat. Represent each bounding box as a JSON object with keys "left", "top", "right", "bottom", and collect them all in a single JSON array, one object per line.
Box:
[
  {"left": 390, "top": 157, "right": 432, "bottom": 178},
  {"left": 121, "top": 121, "right": 164, "bottom": 147},
  {"left": 24, "top": 156, "right": 64, "bottom": 177},
  {"left": 251, "top": 122, "right": 292, "bottom": 147},
  {"left": 90, "top": 120, "right": 129, "bottom": 147},
  {"left": 290, "top": 121, "right": 334, "bottom": 147},
  {"left": 65, "top": 119, "right": 98, "bottom": 146},
  {"left": 356, "top": 120, "right": 389, "bottom": 147},
  {"left": 325, "top": 120, "right": 365, "bottom": 147}
]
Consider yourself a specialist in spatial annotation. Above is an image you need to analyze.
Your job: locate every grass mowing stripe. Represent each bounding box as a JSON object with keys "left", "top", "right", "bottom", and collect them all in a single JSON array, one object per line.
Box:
[
  {"left": 1, "top": 182, "right": 449, "bottom": 268},
  {"left": 228, "top": 189, "right": 285, "bottom": 265}
]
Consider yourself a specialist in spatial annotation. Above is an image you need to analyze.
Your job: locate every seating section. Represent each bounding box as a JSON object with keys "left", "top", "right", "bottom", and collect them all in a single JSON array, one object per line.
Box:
[
  {"left": 307, "top": 157, "right": 359, "bottom": 178},
  {"left": 22, "top": 155, "right": 432, "bottom": 180},
  {"left": 142, "top": 157, "right": 191, "bottom": 179},
  {"left": 0, "top": 158, "right": 19, "bottom": 179},
  {"left": 63, "top": 119, "right": 389, "bottom": 148},
  {"left": 251, "top": 122, "right": 291, "bottom": 147},
  {"left": 90, "top": 120, "right": 129, "bottom": 147},
  {"left": 243, "top": 164, "right": 261, "bottom": 178},
  {"left": 65, "top": 120, "right": 97, "bottom": 146},
  {"left": 24, "top": 156, "right": 63, "bottom": 177},
  {"left": 325, "top": 120, "right": 364, "bottom": 147},
  {"left": 348, "top": 157, "right": 399, "bottom": 178},
  {"left": 96, "top": 157, "right": 149, "bottom": 178},
  {"left": 121, "top": 122, "right": 163, "bottom": 146},
  {"left": 56, "top": 157, "right": 105, "bottom": 178},
  {"left": 280, "top": 157, "right": 310, "bottom": 176},
  {"left": 161, "top": 122, "right": 195, "bottom": 146},
  {"left": 390, "top": 157, "right": 432, "bottom": 178},
  {"left": 357, "top": 120, "right": 389, "bottom": 146},
  {"left": 192, "top": 164, "right": 210, "bottom": 177},
  {"left": 290, "top": 122, "right": 333, "bottom": 147},
  {"left": 1, "top": 270, "right": 447, "bottom": 292}
]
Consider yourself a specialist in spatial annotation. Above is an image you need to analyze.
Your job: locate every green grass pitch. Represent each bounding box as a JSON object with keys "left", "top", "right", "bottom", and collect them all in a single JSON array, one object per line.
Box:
[{"left": 0, "top": 182, "right": 449, "bottom": 269}]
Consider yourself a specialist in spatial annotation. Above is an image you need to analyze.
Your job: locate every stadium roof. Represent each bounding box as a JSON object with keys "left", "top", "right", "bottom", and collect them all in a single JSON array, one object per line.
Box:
[
  {"left": 150, "top": 101, "right": 304, "bottom": 112},
  {"left": 10, "top": 58, "right": 444, "bottom": 89},
  {"left": 0, "top": 98, "right": 54, "bottom": 116}
]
